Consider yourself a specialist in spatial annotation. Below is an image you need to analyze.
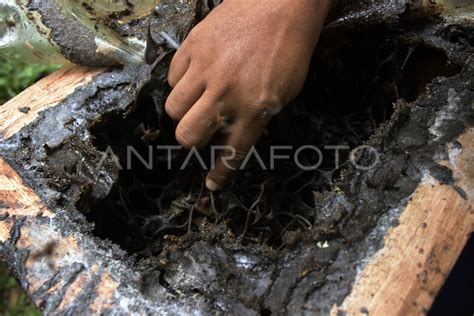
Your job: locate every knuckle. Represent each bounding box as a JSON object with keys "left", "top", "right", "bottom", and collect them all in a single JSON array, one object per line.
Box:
[
  {"left": 165, "top": 98, "right": 181, "bottom": 121},
  {"left": 244, "top": 91, "right": 284, "bottom": 121},
  {"left": 168, "top": 56, "right": 181, "bottom": 86},
  {"left": 167, "top": 71, "right": 177, "bottom": 87},
  {"left": 258, "top": 90, "right": 283, "bottom": 108},
  {"left": 175, "top": 124, "right": 197, "bottom": 149},
  {"left": 185, "top": 27, "right": 199, "bottom": 43},
  {"left": 168, "top": 50, "right": 190, "bottom": 87},
  {"left": 243, "top": 103, "right": 272, "bottom": 122}
]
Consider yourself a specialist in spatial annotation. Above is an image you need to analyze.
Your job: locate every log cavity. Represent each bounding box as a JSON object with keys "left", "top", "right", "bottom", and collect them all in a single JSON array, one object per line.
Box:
[{"left": 85, "top": 28, "right": 461, "bottom": 257}]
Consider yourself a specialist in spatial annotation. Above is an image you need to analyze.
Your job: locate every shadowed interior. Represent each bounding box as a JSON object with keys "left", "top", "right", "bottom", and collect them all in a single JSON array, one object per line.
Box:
[{"left": 86, "top": 27, "right": 461, "bottom": 256}]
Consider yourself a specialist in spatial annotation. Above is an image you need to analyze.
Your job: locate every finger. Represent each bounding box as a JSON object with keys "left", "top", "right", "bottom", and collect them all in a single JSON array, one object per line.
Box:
[
  {"left": 206, "top": 112, "right": 271, "bottom": 191},
  {"left": 175, "top": 92, "right": 225, "bottom": 149},
  {"left": 165, "top": 71, "right": 205, "bottom": 121},
  {"left": 167, "top": 45, "right": 191, "bottom": 87}
]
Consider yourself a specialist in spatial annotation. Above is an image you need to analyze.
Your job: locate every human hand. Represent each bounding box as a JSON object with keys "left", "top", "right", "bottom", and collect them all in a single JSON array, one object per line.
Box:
[{"left": 166, "top": 0, "right": 331, "bottom": 191}]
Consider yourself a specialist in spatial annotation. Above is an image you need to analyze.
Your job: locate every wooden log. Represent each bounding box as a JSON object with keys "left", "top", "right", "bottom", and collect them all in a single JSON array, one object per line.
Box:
[
  {"left": 333, "top": 129, "right": 474, "bottom": 315},
  {"left": 0, "top": 65, "right": 472, "bottom": 314},
  {"left": 0, "top": 65, "right": 105, "bottom": 141},
  {"left": 0, "top": 156, "right": 119, "bottom": 313}
]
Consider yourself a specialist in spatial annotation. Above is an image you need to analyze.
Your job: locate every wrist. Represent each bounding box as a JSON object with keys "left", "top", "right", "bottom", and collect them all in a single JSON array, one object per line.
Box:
[{"left": 281, "top": 0, "right": 332, "bottom": 46}]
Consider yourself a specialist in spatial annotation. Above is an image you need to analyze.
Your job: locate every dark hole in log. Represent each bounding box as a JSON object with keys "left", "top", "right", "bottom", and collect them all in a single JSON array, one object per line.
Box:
[{"left": 86, "top": 27, "right": 461, "bottom": 257}]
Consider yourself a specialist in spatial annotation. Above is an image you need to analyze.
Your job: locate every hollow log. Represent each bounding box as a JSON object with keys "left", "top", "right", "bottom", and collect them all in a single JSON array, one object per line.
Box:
[
  {"left": 1, "top": 4, "right": 473, "bottom": 315},
  {"left": 1, "top": 80, "right": 472, "bottom": 312}
]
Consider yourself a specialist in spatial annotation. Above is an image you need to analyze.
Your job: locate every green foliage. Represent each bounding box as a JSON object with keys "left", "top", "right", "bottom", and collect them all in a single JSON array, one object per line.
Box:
[
  {"left": 0, "top": 60, "right": 56, "bottom": 315},
  {"left": 0, "top": 263, "right": 40, "bottom": 316},
  {"left": 0, "top": 58, "right": 61, "bottom": 102}
]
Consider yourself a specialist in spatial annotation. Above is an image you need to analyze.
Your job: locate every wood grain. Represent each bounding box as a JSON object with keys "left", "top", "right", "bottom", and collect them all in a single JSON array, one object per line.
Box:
[
  {"left": 334, "top": 128, "right": 474, "bottom": 315},
  {"left": 0, "top": 156, "right": 119, "bottom": 314},
  {"left": 0, "top": 65, "right": 105, "bottom": 140},
  {"left": 0, "top": 156, "right": 54, "bottom": 225},
  {"left": 0, "top": 66, "right": 472, "bottom": 314}
]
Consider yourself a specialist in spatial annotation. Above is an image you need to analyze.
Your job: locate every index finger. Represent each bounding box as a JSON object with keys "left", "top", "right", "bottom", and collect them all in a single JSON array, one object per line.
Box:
[{"left": 206, "top": 111, "right": 271, "bottom": 191}]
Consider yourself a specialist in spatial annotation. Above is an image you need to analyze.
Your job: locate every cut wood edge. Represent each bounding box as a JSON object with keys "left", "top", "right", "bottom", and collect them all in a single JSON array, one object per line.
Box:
[
  {"left": 0, "top": 65, "right": 105, "bottom": 140},
  {"left": 0, "top": 156, "right": 119, "bottom": 314},
  {"left": 0, "top": 64, "right": 472, "bottom": 313},
  {"left": 333, "top": 128, "right": 474, "bottom": 316},
  {"left": 0, "top": 156, "right": 54, "bottom": 242}
]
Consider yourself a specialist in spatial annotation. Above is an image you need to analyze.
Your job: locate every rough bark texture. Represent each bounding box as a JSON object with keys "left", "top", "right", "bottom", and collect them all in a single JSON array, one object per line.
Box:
[{"left": 0, "top": 1, "right": 473, "bottom": 315}]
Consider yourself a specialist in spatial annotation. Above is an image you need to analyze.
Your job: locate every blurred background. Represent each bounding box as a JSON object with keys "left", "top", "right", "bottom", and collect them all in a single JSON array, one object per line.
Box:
[{"left": 0, "top": 59, "right": 59, "bottom": 316}]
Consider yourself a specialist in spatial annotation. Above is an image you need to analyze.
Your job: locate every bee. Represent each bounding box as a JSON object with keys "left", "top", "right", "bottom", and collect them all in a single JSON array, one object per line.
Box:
[
  {"left": 30, "top": 241, "right": 57, "bottom": 259},
  {"left": 6, "top": 17, "right": 16, "bottom": 27},
  {"left": 31, "top": 241, "right": 58, "bottom": 270},
  {"left": 134, "top": 122, "right": 160, "bottom": 143}
]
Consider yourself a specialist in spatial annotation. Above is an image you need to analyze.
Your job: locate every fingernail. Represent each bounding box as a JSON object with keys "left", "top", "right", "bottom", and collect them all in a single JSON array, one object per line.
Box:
[{"left": 206, "top": 179, "right": 221, "bottom": 191}]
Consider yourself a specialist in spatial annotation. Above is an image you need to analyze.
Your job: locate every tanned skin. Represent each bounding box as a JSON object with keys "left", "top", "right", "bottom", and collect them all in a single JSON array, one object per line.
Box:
[{"left": 166, "top": 0, "right": 332, "bottom": 191}]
